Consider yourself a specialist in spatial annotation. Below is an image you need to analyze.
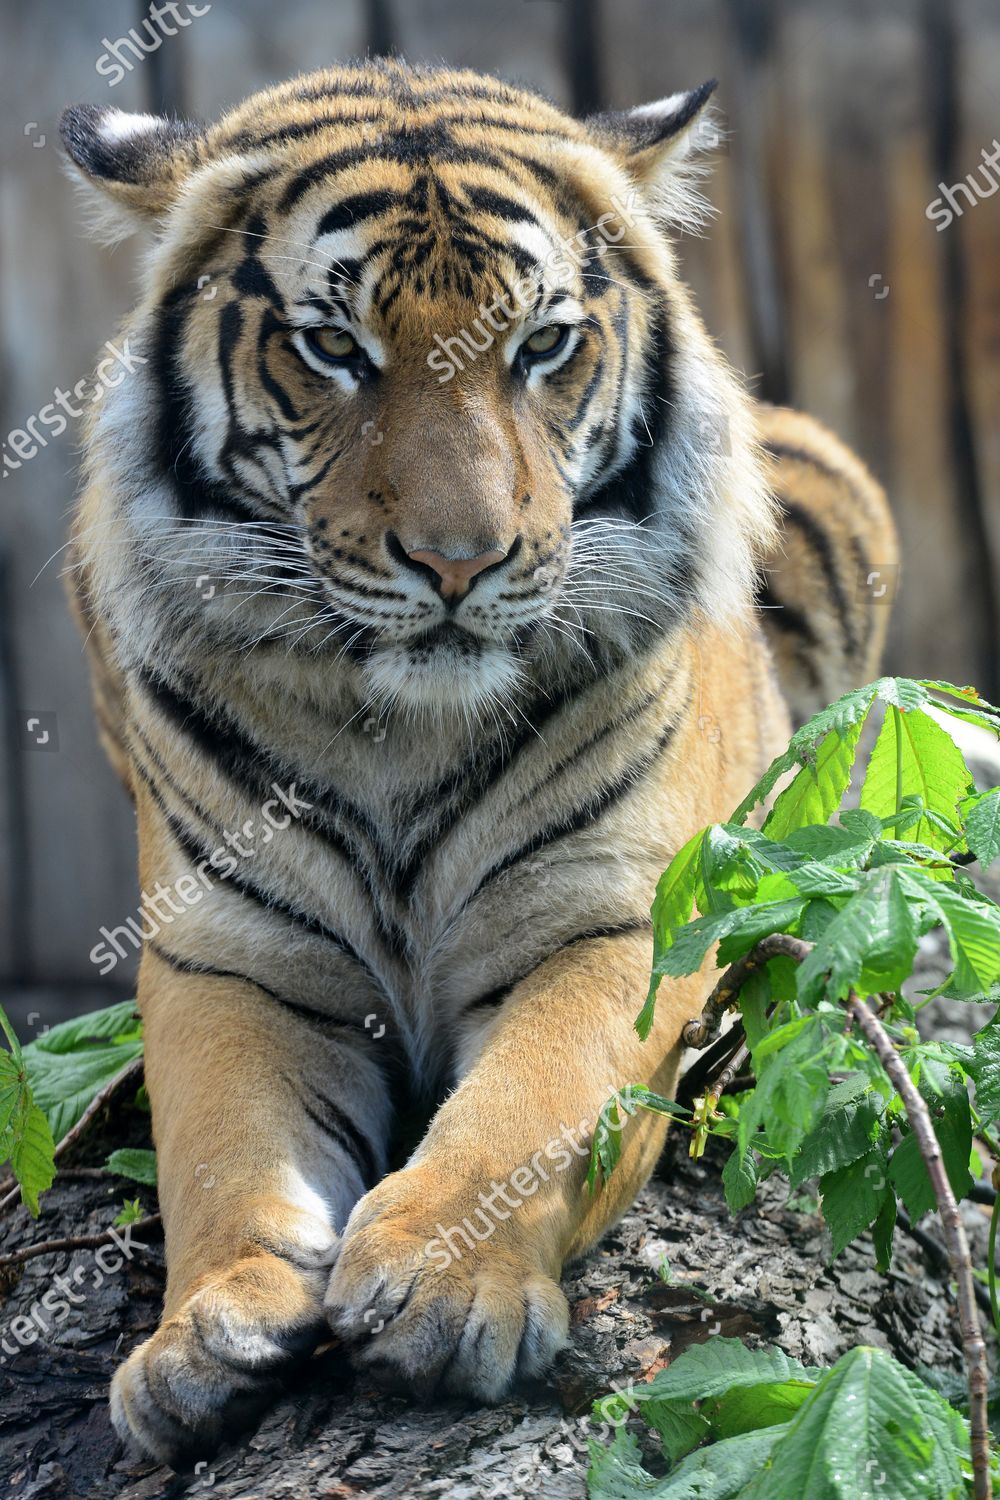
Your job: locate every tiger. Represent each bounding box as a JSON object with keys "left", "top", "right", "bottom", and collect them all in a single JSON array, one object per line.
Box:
[{"left": 59, "top": 59, "right": 897, "bottom": 1466}]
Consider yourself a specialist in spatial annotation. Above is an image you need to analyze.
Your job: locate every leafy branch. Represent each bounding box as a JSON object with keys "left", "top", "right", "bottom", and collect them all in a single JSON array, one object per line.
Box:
[{"left": 590, "top": 676, "right": 1000, "bottom": 1498}]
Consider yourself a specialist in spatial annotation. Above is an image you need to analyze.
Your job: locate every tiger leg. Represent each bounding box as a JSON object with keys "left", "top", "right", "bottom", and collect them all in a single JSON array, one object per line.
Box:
[
  {"left": 325, "top": 929, "right": 698, "bottom": 1400},
  {"left": 111, "top": 947, "right": 389, "bottom": 1465}
]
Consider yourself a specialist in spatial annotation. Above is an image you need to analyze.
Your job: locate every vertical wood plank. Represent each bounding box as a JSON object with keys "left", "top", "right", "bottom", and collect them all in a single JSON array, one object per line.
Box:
[
  {"left": 955, "top": 0, "right": 1000, "bottom": 693},
  {"left": 767, "top": 0, "right": 987, "bottom": 685},
  {"left": 601, "top": 0, "right": 756, "bottom": 382},
  {"left": 1, "top": 0, "right": 150, "bottom": 988},
  {"left": 387, "top": 0, "right": 572, "bottom": 107},
  {"left": 176, "top": 0, "right": 367, "bottom": 117}
]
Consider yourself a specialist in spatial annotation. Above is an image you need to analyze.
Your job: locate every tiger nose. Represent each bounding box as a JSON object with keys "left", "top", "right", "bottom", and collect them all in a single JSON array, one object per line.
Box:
[{"left": 406, "top": 546, "right": 508, "bottom": 600}]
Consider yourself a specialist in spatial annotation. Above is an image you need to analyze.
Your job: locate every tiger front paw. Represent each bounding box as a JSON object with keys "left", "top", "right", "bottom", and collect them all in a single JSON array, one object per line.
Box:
[
  {"left": 111, "top": 1237, "right": 335, "bottom": 1467},
  {"left": 323, "top": 1166, "right": 570, "bottom": 1402}
]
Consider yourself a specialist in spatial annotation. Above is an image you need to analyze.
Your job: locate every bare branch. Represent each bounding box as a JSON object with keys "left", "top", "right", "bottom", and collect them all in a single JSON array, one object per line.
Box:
[
  {"left": 0, "top": 1214, "right": 161, "bottom": 1271},
  {"left": 682, "top": 933, "right": 813, "bottom": 1048}
]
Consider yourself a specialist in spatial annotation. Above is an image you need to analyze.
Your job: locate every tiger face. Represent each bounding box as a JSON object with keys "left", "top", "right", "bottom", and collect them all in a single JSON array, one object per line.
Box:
[{"left": 62, "top": 63, "right": 771, "bottom": 716}]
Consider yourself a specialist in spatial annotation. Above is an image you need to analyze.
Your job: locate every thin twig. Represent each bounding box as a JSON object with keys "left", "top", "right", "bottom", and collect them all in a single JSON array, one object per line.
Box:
[
  {"left": 0, "top": 1056, "right": 144, "bottom": 1216},
  {"left": 848, "top": 993, "right": 992, "bottom": 1500},
  {"left": 682, "top": 934, "right": 813, "bottom": 1048},
  {"left": 0, "top": 1214, "right": 162, "bottom": 1270}
]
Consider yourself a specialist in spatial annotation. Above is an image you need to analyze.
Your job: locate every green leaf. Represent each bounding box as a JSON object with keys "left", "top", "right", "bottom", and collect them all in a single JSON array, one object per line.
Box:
[
  {"left": 640, "top": 831, "right": 706, "bottom": 1036},
  {"left": 22, "top": 1002, "right": 143, "bottom": 1141},
  {"left": 704, "top": 1380, "right": 815, "bottom": 1440},
  {"left": 968, "top": 1010, "right": 1000, "bottom": 1125},
  {"left": 763, "top": 720, "right": 866, "bottom": 841},
  {"left": 114, "top": 1197, "right": 146, "bottom": 1227},
  {"left": 872, "top": 1190, "right": 897, "bottom": 1272},
  {"left": 790, "top": 1075, "right": 885, "bottom": 1186},
  {"left": 899, "top": 871, "right": 1000, "bottom": 1000},
  {"left": 796, "top": 870, "right": 920, "bottom": 1006},
  {"left": 722, "top": 1145, "right": 760, "bottom": 1212},
  {"left": 659, "top": 899, "right": 807, "bottom": 980},
  {"left": 620, "top": 1337, "right": 819, "bottom": 1408},
  {"left": 0, "top": 1048, "right": 56, "bottom": 1217},
  {"left": 731, "top": 682, "right": 879, "bottom": 826},
  {"left": 966, "top": 788, "right": 1000, "bottom": 870},
  {"left": 820, "top": 1140, "right": 890, "bottom": 1257},
  {"left": 922, "top": 679, "right": 1000, "bottom": 736},
  {"left": 738, "top": 1345, "right": 968, "bottom": 1500},
  {"left": 105, "top": 1147, "right": 157, "bottom": 1186},
  {"left": 861, "top": 706, "right": 973, "bottom": 852},
  {"left": 8, "top": 1095, "right": 56, "bottom": 1217},
  {"left": 889, "top": 1061, "right": 973, "bottom": 1219},
  {"left": 741, "top": 1018, "right": 834, "bottom": 1161}
]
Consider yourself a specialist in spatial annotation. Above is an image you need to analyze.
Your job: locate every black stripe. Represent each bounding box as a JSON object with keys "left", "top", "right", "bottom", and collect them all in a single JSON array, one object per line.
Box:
[
  {"left": 775, "top": 494, "right": 857, "bottom": 653},
  {"left": 460, "top": 185, "right": 543, "bottom": 228},
  {"left": 135, "top": 666, "right": 410, "bottom": 955},
  {"left": 755, "top": 577, "right": 820, "bottom": 645},
  {"left": 468, "top": 920, "right": 653, "bottom": 1011},
  {"left": 469, "top": 720, "right": 679, "bottom": 905},
  {"left": 297, "top": 1088, "right": 379, "bottom": 1189},
  {"left": 147, "top": 940, "right": 368, "bottom": 1035},
  {"left": 316, "top": 190, "right": 403, "bottom": 236},
  {"left": 132, "top": 758, "right": 372, "bottom": 974},
  {"left": 762, "top": 441, "right": 851, "bottom": 486}
]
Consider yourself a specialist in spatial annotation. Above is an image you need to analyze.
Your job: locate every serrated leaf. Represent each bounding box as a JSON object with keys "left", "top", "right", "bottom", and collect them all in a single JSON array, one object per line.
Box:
[
  {"left": 966, "top": 788, "right": 1000, "bottom": 870},
  {"left": 790, "top": 1075, "right": 885, "bottom": 1186},
  {"left": 899, "top": 870, "right": 1000, "bottom": 999},
  {"left": 23, "top": 1001, "right": 144, "bottom": 1141},
  {"left": 872, "top": 1190, "right": 897, "bottom": 1272},
  {"left": 587, "top": 1427, "right": 785, "bottom": 1500},
  {"left": 640, "top": 831, "right": 706, "bottom": 1036},
  {"left": 861, "top": 706, "right": 973, "bottom": 851},
  {"left": 705, "top": 1380, "right": 815, "bottom": 1439},
  {"left": 0, "top": 1046, "right": 56, "bottom": 1217},
  {"left": 889, "top": 1061, "right": 973, "bottom": 1219},
  {"left": 24, "top": 1001, "right": 141, "bottom": 1054},
  {"left": 820, "top": 1141, "right": 890, "bottom": 1257},
  {"left": 660, "top": 898, "right": 807, "bottom": 980},
  {"left": 763, "top": 720, "right": 866, "bottom": 841},
  {"left": 722, "top": 1145, "right": 760, "bottom": 1211},
  {"left": 105, "top": 1147, "right": 157, "bottom": 1186},
  {"left": 741, "top": 1017, "right": 833, "bottom": 1161},
  {"left": 8, "top": 1096, "right": 56, "bottom": 1216},
  {"left": 968, "top": 1010, "right": 1000, "bottom": 1124},
  {"left": 796, "top": 870, "right": 919, "bottom": 1006},
  {"left": 731, "top": 683, "right": 879, "bottom": 827},
  {"left": 738, "top": 1345, "right": 968, "bottom": 1500},
  {"left": 622, "top": 1337, "right": 819, "bottom": 1407}
]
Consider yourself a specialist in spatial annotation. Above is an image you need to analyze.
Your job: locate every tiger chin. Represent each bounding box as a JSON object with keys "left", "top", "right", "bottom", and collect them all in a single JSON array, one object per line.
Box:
[{"left": 59, "top": 60, "right": 896, "bottom": 1468}]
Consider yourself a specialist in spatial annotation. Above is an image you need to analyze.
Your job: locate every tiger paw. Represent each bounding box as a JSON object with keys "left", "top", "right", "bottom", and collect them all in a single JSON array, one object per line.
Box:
[
  {"left": 323, "top": 1167, "right": 570, "bottom": 1401},
  {"left": 111, "top": 1245, "right": 334, "bottom": 1467}
]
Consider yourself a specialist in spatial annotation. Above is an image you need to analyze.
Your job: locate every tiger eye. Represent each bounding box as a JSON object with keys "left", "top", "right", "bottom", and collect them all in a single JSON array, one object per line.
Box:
[
  {"left": 525, "top": 325, "right": 566, "bottom": 356},
  {"left": 309, "top": 328, "right": 359, "bottom": 360}
]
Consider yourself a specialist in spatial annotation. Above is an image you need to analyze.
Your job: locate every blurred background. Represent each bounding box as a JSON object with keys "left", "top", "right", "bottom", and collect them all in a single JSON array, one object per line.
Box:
[{"left": 1, "top": 0, "right": 998, "bottom": 1031}]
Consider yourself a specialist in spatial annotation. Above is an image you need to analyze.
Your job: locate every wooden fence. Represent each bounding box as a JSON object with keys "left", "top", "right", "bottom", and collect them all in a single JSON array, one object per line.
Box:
[{"left": 1, "top": 0, "right": 998, "bottom": 1009}]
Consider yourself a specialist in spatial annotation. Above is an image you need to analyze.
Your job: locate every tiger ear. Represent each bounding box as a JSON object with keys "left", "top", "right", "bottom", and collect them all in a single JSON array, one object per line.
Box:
[
  {"left": 59, "top": 104, "right": 204, "bottom": 243},
  {"left": 586, "top": 80, "right": 720, "bottom": 230}
]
